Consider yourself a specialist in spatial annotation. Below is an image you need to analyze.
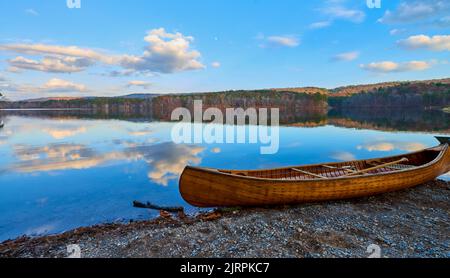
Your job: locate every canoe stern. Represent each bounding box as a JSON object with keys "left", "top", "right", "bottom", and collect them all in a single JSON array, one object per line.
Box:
[{"left": 179, "top": 166, "right": 215, "bottom": 207}]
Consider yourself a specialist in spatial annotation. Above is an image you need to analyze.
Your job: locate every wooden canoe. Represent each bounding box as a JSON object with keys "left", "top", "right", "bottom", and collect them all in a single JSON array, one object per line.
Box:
[{"left": 179, "top": 138, "right": 450, "bottom": 207}]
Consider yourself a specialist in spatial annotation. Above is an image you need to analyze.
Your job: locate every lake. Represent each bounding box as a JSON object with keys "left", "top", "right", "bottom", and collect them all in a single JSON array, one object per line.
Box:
[{"left": 0, "top": 110, "right": 448, "bottom": 241}]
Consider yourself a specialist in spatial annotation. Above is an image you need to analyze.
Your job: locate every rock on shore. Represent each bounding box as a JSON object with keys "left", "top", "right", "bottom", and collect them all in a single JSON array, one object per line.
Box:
[{"left": 0, "top": 180, "right": 449, "bottom": 258}]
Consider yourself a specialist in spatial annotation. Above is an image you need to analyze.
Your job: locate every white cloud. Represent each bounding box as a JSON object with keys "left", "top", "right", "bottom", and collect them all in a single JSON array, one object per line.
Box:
[
  {"left": 262, "top": 35, "right": 300, "bottom": 48},
  {"left": 0, "top": 28, "right": 205, "bottom": 75},
  {"left": 360, "top": 60, "right": 433, "bottom": 73},
  {"left": 0, "top": 78, "right": 88, "bottom": 95},
  {"left": 378, "top": 1, "right": 450, "bottom": 24},
  {"left": 107, "top": 69, "right": 137, "bottom": 77},
  {"left": 25, "top": 9, "right": 39, "bottom": 16},
  {"left": 41, "top": 78, "right": 87, "bottom": 92},
  {"left": 0, "top": 43, "right": 116, "bottom": 64},
  {"left": 389, "top": 29, "right": 406, "bottom": 36},
  {"left": 309, "top": 21, "right": 332, "bottom": 29},
  {"left": 119, "top": 28, "right": 205, "bottom": 74},
  {"left": 211, "top": 61, "right": 221, "bottom": 68},
  {"left": 322, "top": 6, "right": 365, "bottom": 23},
  {"left": 127, "top": 80, "right": 152, "bottom": 89},
  {"left": 398, "top": 35, "right": 450, "bottom": 51},
  {"left": 315, "top": 1, "right": 365, "bottom": 25},
  {"left": 8, "top": 56, "right": 93, "bottom": 73},
  {"left": 332, "top": 51, "right": 359, "bottom": 62}
]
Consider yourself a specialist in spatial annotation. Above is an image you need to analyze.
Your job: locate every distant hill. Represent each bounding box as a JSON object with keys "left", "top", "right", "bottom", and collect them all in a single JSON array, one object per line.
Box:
[
  {"left": 0, "top": 78, "right": 448, "bottom": 111},
  {"left": 331, "top": 78, "right": 450, "bottom": 97},
  {"left": 22, "top": 94, "right": 160, "bottom": 103},
  {"left": 271, "top": 87, "right": 329, "bottom": 95},
  {"left": 329, "top": 79, "right": 450, "bottom": 108},
  {"left": 24, "top": 97, "right": 83, "bottom": 102},
  {"left": 152, "top": 89, "right": 327, "bottom": 122},
  {"left": 115, "top": 93, "right": 161, "bottom": 99}
]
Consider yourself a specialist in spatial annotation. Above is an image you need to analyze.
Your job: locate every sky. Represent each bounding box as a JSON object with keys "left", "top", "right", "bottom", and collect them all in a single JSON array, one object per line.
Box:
[{"left": 0, "top": 0, "right": 449, "bottom": 100}]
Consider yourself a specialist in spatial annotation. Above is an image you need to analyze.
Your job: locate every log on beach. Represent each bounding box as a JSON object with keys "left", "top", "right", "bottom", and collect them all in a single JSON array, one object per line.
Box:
[{"left": 133, "top": 201, "right": 184, "bottom": 213}]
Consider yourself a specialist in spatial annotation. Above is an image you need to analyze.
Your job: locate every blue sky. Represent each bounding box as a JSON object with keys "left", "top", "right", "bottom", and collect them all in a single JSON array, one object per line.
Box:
[{"left": 0, "top": 0, "right": 449, "bottom": 100}]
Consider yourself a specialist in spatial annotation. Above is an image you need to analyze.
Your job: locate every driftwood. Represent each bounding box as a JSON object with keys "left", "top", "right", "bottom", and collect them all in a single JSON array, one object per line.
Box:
[{"left": 133, "top": 201, "right": 184, "bottom": 213}]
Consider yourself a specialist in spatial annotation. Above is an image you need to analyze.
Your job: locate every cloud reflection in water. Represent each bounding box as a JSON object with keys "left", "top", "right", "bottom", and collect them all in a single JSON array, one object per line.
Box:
[
  {"left": 357, "top": 141, "right": 427, "bottom": 152},
  {"left": 11, "top": 141, "right": 204, "bottom": 186}
]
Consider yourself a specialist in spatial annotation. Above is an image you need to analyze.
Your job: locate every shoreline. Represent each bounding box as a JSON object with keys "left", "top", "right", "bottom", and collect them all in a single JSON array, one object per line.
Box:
[
  {"left": 0, "top": 108, "right": 90, "bottom": 111},
  {"left": 1, "top": 180, "right": 449, "bottom": 258}
]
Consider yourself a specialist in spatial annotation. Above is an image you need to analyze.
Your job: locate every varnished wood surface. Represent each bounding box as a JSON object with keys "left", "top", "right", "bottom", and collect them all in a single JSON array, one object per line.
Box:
[{"left": 179, "top": 144, "right": 450, "bottom": 207}]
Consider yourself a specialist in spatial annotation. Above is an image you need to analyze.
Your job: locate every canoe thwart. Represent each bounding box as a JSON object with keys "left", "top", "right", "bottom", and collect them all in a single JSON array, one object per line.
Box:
[
  {"left": 344, "top": 158, "right": 409, "bottom": 177},
  {"left": 322, "top": 164, "right": 357, "bottom": 173},
  {"left": 291, "top": 168, "right": 328, "bottom": 179}
]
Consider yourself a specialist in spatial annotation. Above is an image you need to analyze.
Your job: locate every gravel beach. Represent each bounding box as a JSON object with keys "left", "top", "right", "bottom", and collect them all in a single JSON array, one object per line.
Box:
[{"left": 1, "top": 180, "right": 449, "bottom": 258}]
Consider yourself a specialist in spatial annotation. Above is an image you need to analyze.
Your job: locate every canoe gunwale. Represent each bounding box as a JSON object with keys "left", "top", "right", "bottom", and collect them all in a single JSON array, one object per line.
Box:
[{"left": 183, "top": 144, "right": 448, "bottom": 183}]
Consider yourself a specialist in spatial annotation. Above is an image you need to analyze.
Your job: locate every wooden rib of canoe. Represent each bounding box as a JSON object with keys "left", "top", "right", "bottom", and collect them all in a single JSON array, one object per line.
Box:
[{"left": 179, "top": 137, "right": 450, "bottom": 207}]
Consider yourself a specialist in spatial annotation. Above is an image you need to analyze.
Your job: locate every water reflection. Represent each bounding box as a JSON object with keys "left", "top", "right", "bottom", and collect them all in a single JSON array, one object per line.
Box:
[
  {"left": 356, "top": 140, "right": 427, "bottom": 152},
  {"left": 330, "top": 151, "right": 356, "bottom": 161},
  {"left": 2, "top": 107, "right": 448, "bottom": 132},
  {"left": 43, "top": 126, "right": 88, "bottom": 139},
  {"left": 0, "top": 110, "right": 448, "bottom": 241},
  {"left": 10, "top": 141, "right": 205, "bottom": 186},
  {"left": 328, "top": 108, "right": 450, "bottom": 133}
]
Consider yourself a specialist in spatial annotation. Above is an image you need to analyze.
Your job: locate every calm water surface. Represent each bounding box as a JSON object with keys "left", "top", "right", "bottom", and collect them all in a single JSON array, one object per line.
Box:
[{"left": 0, "top": 112, "right": 448, "bottom": 241}]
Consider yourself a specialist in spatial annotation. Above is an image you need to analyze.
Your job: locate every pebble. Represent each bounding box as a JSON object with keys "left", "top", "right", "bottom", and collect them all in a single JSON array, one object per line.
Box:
[{"left": 0, "top": 180, "right": 448, "bottom": 258}]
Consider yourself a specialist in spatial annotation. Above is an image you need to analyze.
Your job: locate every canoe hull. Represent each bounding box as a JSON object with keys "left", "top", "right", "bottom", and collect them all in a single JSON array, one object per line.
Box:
[{"left": 179, "top": 145, "right": 450, "bottom": 207}]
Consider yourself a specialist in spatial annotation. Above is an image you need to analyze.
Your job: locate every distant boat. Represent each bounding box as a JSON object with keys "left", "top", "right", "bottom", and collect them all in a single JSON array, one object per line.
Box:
[{"left": 179, "top": 137, "right": 450, "bottom": 207}]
